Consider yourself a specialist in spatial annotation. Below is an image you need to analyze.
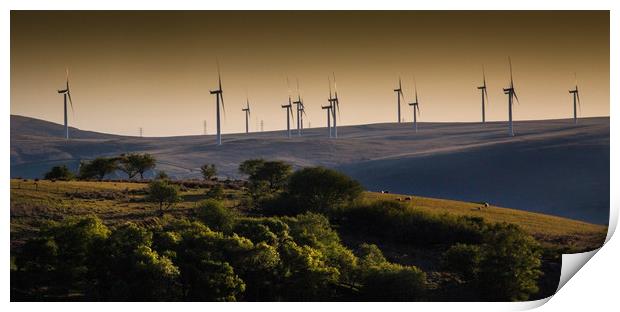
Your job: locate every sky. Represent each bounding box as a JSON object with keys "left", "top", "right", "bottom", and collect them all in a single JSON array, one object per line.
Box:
[{"left": 11, "top": 11, "right": 609, "bottom": 137}]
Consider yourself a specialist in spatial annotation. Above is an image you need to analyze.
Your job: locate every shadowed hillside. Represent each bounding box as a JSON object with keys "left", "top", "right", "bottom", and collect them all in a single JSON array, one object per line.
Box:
[{"left": 10, "top": 115, "right": 610, "bottom": 224}]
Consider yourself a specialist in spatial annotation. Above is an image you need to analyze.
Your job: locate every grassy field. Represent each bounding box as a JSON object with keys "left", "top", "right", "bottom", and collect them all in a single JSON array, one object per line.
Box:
[{"left": 10, "top": 179, "right": 606, "bottom": 252}]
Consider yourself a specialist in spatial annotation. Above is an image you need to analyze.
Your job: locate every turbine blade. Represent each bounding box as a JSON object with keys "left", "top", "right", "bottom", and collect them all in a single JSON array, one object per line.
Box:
[
  {"left": 484, "top": 88, "right": 489, "bottom": 106},
  {"left": 508, "top": 57, "right": 514, "bottom": 88},
  {"left": 328, "top": 76, "right": 332, "bottom": 98},
  {"left": 216, "top": 59, "right": 222, "bottom": 91},
  {"left": 482, "top": 66, "right": 487, "bottom": 88},
  {"left": 513, "top": 90, "right": 520, "bottom": 105},
  {"left": 67, "top": 91, "right": 75, "bottom": 115},
  {"left": 221, "top": 94, "right": 226, "bottom": 119}
]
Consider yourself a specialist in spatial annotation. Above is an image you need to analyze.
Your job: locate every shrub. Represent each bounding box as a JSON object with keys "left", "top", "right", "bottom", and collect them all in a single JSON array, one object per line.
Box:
[
  {"left": 146, "top": 180, "right": 180, "bottom": 214},
  {"left": 243, "top": 160, "right": 292, "bottom": 193},
  {"left": 205, "top": 184, "right": 224, "bottom": 200},
  {"left": 342, "top": 200, "right": 486, "bottom": 247},
  {"left": 477, "top": 223, "right": 543, "bottom": 301},
  {"left": 197, "top": 199, "right": 238, "bottom": 233},
  {"left": 14, "top": 216, "right": 109, "bottom": 293},
  {"left": 360, "top": 262, "right": 426, "bottom": 301},
  {"left": 155, "top": 170, "right": 169, "bottom": 180},
  {"left": 286, "top": 166, "right": 364, "bottom": 215},
  {"left": 78, "top": 157, "right": 118, "bottom": 180},
  {"left": 441, "top": 243, "right": 482, "bottom": 279},
  {"left": 91, "top": 223, "right": 181, "bottom": 300},
  {"left": 200, "top": 164, "right": 217, "bottom": 181},
  {"left": 44, "top": 165, "right": 74, "bottom": 181}
]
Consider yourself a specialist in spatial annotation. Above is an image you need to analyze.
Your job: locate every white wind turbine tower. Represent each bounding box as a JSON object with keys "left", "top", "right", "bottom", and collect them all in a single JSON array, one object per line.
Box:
[
  {"left": 57, "top": 68, "right": 75, "bottom": 140},
  {"left": 209, "top": 61, "right": 226, "bottom": 145},
  {"left": 242, "top": 97, "right": 251, "bottom": 134},
  {"left": 282, "top": 78, "right": 294, "bottom": 138},
  {"left": 293, "top": 79, "right": 304, "bottom": 136},
  {"left": 569, "top": 73, "right": 581, "bottom": 124},
  {"left": 408, "top": 78, "right": 421, "bottom": 133},
  {"left": 329, "top": 73, "right": 340, "bottom": 138},
  {"left": 477, "top": 67, "right": 490, "bottom": 124},
  {"left": 321, "top": 76, "right": 332, "bottom": 138},
  {"left": 281, "top": 98, "right": 294, "bottom": 138},
  {"left": 321, "top": 76, "right": 334, "bottom": 137},
  {"left": 502, "top": 57, "right": 520, "bottom": 137},
  {"left": 393, "top": 77, "right": 405, "bottom": 123}
]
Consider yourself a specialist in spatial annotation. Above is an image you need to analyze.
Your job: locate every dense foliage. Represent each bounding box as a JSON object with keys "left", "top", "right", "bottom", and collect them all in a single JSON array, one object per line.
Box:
[
  {"left": 44, "top": 165, "right": 74, "bottom": 181},
  {"left": 13, "top": 213, "right": 426, "bottom": 301},
  {"left": 118, "top": 153, "right": 156, "bottom": 180},
  {"left": 341, "top": 200, "right": 487, "bottom": 247},
  {"left": 19, "top": 158, "right": 546, "bottom": 302},
  {"left": 286, "top": 167, "right": 364, "bottom": 215},
  {"left": 78, "top": 157, "right": 118, "bottom": 180}
]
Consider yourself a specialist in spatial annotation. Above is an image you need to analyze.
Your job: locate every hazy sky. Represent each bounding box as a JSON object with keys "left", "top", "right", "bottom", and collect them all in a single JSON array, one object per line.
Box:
[{"left": 11, "top": 11, "right": 609, "bottom": 137}]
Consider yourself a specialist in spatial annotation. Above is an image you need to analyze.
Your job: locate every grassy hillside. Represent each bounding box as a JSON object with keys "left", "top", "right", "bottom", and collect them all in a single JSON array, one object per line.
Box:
[{"left": 11, "top": 179, "right": 606, "bottom": 252}]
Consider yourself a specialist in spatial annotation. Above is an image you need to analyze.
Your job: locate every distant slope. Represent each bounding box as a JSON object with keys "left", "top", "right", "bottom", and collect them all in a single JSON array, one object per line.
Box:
[{"left": 10, "top": 114, "right": 610, "bottom": 224}]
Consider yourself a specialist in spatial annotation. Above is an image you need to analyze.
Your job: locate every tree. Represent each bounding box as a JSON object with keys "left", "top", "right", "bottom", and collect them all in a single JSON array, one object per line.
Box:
[
  {"left": 238, "top": 159, "right": 265, "bottom": 177},
  {"left": 78, "top": 157, "right": 118, "bottom": 180},
  {"left": 197, "top": 199, "right": 238, "bottom": 233},
  {"left": 249, "top": 161, "right": 292, "bottom": 192},
  {"left": 477, "top": 223, "right": 543, "bottom": 301},
  {"left": 44, "top": 165, "right": 74, "bottom": 181},
  {"left": 441, "top": 243, "right": 483, "bottom": 280},
  {"left": 155, "top": 170, "right": 169, "bottom": 181},
  {"left": 118, "top": 153, "right": 156, "bottom": 180},
  {"left": 287, "top": 167, "right": 364, "bottom": 214},
  {"left": 200, "top": 164, "right": 217, "bottom": 181},
  {"left": 91, "top": 223, "right": 181, "bottom": 300},
  {"left": 146, "top": 180, "right": 180, "bottom": 214}
]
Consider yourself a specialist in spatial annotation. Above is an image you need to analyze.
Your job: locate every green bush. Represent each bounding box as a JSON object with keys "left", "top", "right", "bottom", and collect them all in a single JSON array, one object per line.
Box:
[
  {"left": 356, "top": 243, "right": 426, "bottom": 301},
  {"left": 342, "top": 200, "right": 486, "bottom": 247},
  {"left": 477, "top": 223, "right": 543, "bottom": 301},
  {"left": 205, "top": 184, "right": 224, "bottom": 200},
  {"left": 360, "top": 262, "right": 426, "bottom": 301},
  {"left": 44, "top": 165, "right": 74, "bottom": 181},
  {"left": 146, "top": 180, "right": 180, "bottom": 214},
  {"left": 78, "top": 157, "right": 118, "bottom": 180},
  {"left": 441, "top": 243, "right": 482, "bottom": 279},
  {"left": 200, "top": 164, "right": 217, "bottom": 181},
  {"left": 197, "top": 199, "right": 237, "bottom": 233},
  {"left": 286, "top": 166, "right": 364, "bottom": 215}
]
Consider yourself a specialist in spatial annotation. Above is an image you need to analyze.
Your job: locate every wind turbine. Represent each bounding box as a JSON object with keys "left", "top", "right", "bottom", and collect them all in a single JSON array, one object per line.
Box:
[
  {"left": 502, "top": 58, "right": 520, "bottom": 137},
  {"left": 569, "top": 73, "right": 581, "bottom": 124},
  {"left": 394, "top": 77, "right": 405, "bottom": 123},
  {"left": 408, "top": 80, "right": 420, "bottom": 133},
  {"left": 322, "top": 76, "right": 333, "bottom": 137},
  {"left": 242, "top": 97, "right": 251, "bottom": 134},
  {"left": 477, "top": 67, "right": 489, "bottom": 124},
  {"left": 281, "top": 98, "right": 294, "bottom": 138},
  {"left": 57, "top": 68, "right": 74, "bottom": 140},
  {"left": 209, "top": 61, "right": 225, "bottom": 145},
  {"left": 329, "top": 73, "right": 340, "bottom": 138},
  {"left": 293, "top": 79, "right": 303, "bottom": 136}
]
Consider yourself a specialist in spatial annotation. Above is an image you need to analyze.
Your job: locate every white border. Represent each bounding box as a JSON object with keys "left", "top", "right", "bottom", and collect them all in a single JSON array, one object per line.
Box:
[{"left": 2, "top": 1, "right": 616, "bottom": 311}]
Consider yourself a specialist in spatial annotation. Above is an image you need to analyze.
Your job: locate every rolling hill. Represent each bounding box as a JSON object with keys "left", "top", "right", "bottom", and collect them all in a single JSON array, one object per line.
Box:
[{"left": 10, "top": 114, "right": 610, "bottom": 224}]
